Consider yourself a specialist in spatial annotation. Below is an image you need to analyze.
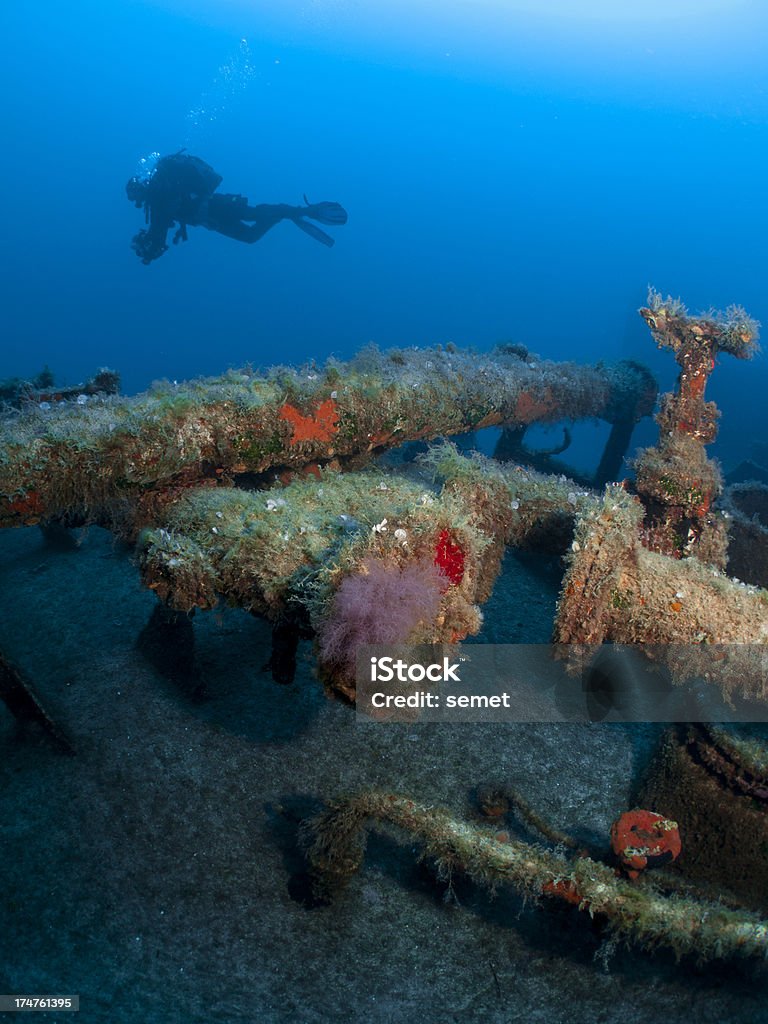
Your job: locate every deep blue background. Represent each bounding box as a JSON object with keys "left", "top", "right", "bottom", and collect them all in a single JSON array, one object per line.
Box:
[{"left": 2, "top": 0, "right": 766, "bottom": 466}]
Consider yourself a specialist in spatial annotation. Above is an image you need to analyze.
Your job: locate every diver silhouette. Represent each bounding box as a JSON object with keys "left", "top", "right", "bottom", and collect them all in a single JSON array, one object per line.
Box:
[{"left": 126, "top": 151, "right": 348, "bottom": 265}]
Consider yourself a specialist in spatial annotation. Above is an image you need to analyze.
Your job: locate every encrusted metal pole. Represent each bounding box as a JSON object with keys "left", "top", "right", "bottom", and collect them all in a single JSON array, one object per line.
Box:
[
  {"left": 635, "top": 290, "right": 758, "bottom": 564},
  {"left": 305, "top": 791, "right": 768, "bottom": 961},
  {"left": 0, "top": 346, "right": 654, "bottom": 534}
]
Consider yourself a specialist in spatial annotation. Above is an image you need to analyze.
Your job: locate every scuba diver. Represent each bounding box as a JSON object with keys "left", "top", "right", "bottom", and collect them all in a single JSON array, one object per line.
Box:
[{"left": 126, "top": 151, "right": 348, "bottom": 265}]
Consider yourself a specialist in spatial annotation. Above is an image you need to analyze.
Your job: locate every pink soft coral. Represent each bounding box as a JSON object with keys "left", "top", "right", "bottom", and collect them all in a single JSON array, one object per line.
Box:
[{"left": 319, "top": 556, "right": 446, "bottom": 681}]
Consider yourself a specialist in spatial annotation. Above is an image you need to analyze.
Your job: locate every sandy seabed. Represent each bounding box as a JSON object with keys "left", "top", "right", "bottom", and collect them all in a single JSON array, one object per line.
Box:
[{"left": 0, "top": 525, "right": 766, "bottom": 1024}]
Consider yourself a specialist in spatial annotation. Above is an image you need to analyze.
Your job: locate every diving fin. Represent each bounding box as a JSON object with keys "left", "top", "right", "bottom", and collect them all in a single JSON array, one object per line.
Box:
[
  {"left": 293, "top": 217, "right": 335, "bottom": 248},
  {"left": 302, "top": 196, "right": 349, "bottom": 225}
]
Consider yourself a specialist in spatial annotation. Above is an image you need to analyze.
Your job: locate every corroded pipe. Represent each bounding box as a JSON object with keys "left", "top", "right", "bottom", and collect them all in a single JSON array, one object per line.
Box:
[
  {"left": 0, "top": 346, "right": 654, "bottom": 531},
  {"left": 306, "top": 791, "right": 768, "bottom": 961}
]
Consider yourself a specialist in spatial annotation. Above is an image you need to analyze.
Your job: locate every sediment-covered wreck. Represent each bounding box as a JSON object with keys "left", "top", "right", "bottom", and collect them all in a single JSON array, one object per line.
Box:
[{"left": 2, "top": 291, "right": 767, "bottom": 963}]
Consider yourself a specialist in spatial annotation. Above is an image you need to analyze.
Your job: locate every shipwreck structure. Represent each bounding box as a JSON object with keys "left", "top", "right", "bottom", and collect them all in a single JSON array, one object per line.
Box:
[{"left": 2, "top": 291, "right": 768, "bottom": 963}]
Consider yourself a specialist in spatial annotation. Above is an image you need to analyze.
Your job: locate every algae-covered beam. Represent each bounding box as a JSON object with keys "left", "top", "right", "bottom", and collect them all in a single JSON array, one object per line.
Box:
[
  {"left": 305, "top": 791, "right": 768, "bottom": 961},
  {"left": 553, "top": 485, "right": 768, "bottom": 703},
  {"left": 550, "top": 293, "right": 768, "bottom": 701},
  {"left": 423, "top": 442, "right": 597, "bottom": 554},
  {"left": 137, "top": 465, "right": 498, "bottom": 700},
  {"left": 0, "top": 346, "right": 654, "bottom": 532}
]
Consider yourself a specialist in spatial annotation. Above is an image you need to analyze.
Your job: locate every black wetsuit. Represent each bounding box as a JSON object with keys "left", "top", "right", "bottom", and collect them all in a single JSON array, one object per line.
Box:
[{"left": 132, "top": 154, "right": 296, "bottom": 263}]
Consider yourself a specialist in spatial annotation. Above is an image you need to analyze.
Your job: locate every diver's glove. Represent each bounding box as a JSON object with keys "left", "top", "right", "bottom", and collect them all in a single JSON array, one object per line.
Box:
[
  {"left": 292, "top": 196, "right": 348, "bottom": 248},
  {"left": 131, "top": 228, "right": 168, "bottom": 265}
]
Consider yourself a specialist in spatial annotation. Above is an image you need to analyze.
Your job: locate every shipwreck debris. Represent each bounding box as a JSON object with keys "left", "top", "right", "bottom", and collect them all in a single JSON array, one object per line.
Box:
[
  {"left": 553, "top": 484, "right": 768, "bottom": 703},
  {"left": 553, "top": 293, "right": 768, "bottom": 702},
  {"left": 635, "top": 290, "right": 758, "bottom": 564},
  {"left": 609, "top": 808, "right": 681, "bottom": 879},
  {"left": 137, "top": 466, "right": 496, "bottom": 701},
  {"left": 639, "top": 725, "right": 768, "bottom": 912},
  {"left": 0, "top": 367, "right": 120, "bottom": 411},
  {"left": 305, "top": 790, "right": 768, "bottom": 962},
  {"left": 136, "top": 442, "right": 608, "bottom": 699},
  {"left": 0, "top": 651, "right": 73, "bottom": 752}
]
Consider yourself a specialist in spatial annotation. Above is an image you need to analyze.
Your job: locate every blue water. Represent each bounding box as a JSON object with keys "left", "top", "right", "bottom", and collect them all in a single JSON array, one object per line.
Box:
[
  {"left": 4, "top": 7, "right": 768, "bottom": 1020},
  {"left": 3, "top": 0, "right": 767, "bottom": 463}
]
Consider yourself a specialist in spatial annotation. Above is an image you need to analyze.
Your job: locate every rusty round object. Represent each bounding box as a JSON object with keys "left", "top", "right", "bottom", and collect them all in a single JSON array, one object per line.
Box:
[{"left": 610, "top": 809, "right": 681, "bottom": 879}]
